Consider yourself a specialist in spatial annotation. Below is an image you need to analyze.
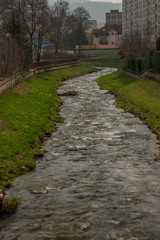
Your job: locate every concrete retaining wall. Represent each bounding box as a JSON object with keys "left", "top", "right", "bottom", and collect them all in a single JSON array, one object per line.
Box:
[
  {"left": 123, "top": 69, "right": 160, "bottom": 82},
  {"left": 122, "top": 69, "right": 144, "bottom": 80},
  {"left": 0, "top": 62, "right": 80, "bottom": 95},
  {"left": 145, "top": 71, "right": 160, "bottom": 82}
]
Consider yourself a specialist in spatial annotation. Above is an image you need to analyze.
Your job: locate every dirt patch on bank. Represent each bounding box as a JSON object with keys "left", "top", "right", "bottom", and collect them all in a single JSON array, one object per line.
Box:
[
  {"left": 0, "top": 119, "right": 7, "bottom": 129},
  {"left": 13, "top": 84, "right": 33, "bottom": 95}
]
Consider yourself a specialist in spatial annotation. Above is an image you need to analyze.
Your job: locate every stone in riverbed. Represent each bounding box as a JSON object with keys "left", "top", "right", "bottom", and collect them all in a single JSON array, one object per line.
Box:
[
  {"left": 58, "top": 91, "right": 78, "bottom": 96},
  {"left": 0, "top": 190, "right": 3, "bottom": 212}
]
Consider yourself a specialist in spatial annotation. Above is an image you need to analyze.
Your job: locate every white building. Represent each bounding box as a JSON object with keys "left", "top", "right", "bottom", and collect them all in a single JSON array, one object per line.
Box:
[
  {"left": 93, "top": 24, "right": 122, "bottom": 46},
  {"left": 122, "top": 0, "right": 160, "bottom": 46}
]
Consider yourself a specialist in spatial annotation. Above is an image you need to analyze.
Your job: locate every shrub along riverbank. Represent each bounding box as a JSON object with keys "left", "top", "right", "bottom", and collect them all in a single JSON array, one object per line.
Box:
[{"left": 97, "top": 70, "right": 160, "bottom": 143}]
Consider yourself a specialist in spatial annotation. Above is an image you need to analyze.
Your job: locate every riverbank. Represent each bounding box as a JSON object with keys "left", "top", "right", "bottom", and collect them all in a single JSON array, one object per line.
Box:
[
  {"left": 84, "top": 61, "right": 123, "bottom": 69},
  {"left": 0, "top": 64, "right": 99, "bottom": 193},
  {"left": 0, "top": 60, "right": 124, "bottom": 217},
  {"left": 1, "top": 67, "right": 160, "bottom": 239},
  {"left": 97, "top": 70, "right": 160, "bottom": 144}
]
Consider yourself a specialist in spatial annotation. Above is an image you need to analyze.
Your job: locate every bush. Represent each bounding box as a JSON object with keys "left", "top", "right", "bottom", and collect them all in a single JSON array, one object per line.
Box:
[
  {"left": 128, "top": 58, "right": 136, "bottom": 72},
  {"left": 124, "top": 58, "right": 129, "bottom": 69},
  {"left": 1, "top": 198, "right": 19, "bottom": 217},
  {"left": 153, "top": 51, "right": 160, "bottom": 73},
  {"left": 156, "top": 38, "right": 160, "bottom": 51},
  {"left": 5, "top": 8, "right": 32, "bottom": 68},
  {"left": 147, "top": 50, "right": 155, "bottom": 69},
  {"left": 136, "top": 58, "right": 143, "bottom": 74}
]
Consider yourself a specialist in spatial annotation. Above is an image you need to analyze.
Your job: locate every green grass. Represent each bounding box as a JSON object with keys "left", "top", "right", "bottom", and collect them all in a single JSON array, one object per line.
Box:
[
  {"left": 0, "top": 198, "right": 19, "bottom": 218},
  {"left": 0, "top": 64, "right": 98, "bottom": 190},
  {"left": 85, "top": 54, "right": 121, "bottom": 60},
  {"left": 97, "top": 70, "right": 160, "bottom": 139},
  {"left": 82, "top": 61, "right": 124, "bottom": 69}
]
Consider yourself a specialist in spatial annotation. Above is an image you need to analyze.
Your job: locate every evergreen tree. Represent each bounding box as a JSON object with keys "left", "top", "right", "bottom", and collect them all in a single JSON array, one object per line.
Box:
[
  {"left": 5, "top": 8, "right": 32, "bottom": 68},
  {"left": 156, "top": 38, "right": 160, "bottom": 51},
  {"left": 71, "top": 7, "right": 90, "bottom": 53}
]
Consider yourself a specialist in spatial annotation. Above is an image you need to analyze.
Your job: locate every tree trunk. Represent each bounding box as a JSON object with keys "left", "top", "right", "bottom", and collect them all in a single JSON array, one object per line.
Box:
[
  {"left": 37, "top": 44, "right": 42, "bottom": 62},
  {"left": 55, "top": 47, "right": 59, "bottom": 56},
  {"left": 37, "top": 32, "right": 42, "bottom": 62}
]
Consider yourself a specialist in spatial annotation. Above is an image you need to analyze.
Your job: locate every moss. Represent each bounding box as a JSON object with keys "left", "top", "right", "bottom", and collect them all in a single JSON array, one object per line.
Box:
[{"left": 0, "top": 198, "right": 19, "bottom": 218}]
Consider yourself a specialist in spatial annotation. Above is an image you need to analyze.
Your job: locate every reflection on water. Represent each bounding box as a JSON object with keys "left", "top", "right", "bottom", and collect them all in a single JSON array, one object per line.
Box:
[{"left": 0, "top": 68, "right": 160, "bottom": 240}]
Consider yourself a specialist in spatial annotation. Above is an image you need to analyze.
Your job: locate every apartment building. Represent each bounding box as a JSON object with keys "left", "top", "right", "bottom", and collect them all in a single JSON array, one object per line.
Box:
[
  {"left": 122, "top": 0, "right": 160, "bottom": 45},
  {"left": 106, "top": 10, "right": 122, "bottom": 25}
]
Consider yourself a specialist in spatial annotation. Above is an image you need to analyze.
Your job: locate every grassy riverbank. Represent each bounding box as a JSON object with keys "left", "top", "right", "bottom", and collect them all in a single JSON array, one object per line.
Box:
[
  {"left": 97, "top": 70, "right": 160, "bottom": 141},
  {"left": 0, "top": 64, "right": 99, "bottom": 191},
  {"left": 85, "top": 54, "right": 121, "bottom": 60},
  {"left": 83, "top": 61, "right": 124, "bottom": 69}
]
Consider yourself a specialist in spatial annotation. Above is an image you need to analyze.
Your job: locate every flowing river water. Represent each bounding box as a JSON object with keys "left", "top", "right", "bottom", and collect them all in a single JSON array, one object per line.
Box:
[{"left": 0, "top": 68, "right": 160, "bottom": 240}]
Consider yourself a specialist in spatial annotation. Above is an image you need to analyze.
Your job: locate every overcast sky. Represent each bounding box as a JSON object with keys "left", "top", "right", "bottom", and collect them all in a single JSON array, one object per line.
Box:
[{"left": 90, "top": 0, "right": 122, "bottom": 2}]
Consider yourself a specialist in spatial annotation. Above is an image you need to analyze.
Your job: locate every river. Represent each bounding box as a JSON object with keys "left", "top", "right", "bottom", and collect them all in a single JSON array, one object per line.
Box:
[{"left": 0, "top": 68, "right": 160, "bottom": 240}]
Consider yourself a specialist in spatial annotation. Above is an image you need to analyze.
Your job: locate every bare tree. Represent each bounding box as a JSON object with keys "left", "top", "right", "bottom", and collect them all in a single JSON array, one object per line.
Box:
[
  {"left": 0, "top": 0, "right": 48, "bottom": 43},
  {"left": 71, "top": 7, "right": 90, "bottom": 53},
  {"left": 121, "top": 30, "right": 150, "bottom": 58},
  {"left": 72, "top": 7, "right": 90, "bottom": 28},
  {"left": 0, "top": 0, "right": 52, "bottom": 65},
  {"left": 36, "top": 0, "right": 50, "bottom": 61},
  {"left": 0, "top": 0, "right": 12, "bottom": 31},
  {"left": 47, "top": 0, "right": 70, "bottom": 56}
]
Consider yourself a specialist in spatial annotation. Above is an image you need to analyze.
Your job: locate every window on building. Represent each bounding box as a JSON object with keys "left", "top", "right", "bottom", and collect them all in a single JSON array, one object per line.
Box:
[
  {"left": 101, "top": 37, "right": 106, "bottom": 41},
  {"left": 155, "top": 15, "right": 157, "bottom": 21},
  {"left": 112, "top": 42, "right": 114, "bottom": 44}
]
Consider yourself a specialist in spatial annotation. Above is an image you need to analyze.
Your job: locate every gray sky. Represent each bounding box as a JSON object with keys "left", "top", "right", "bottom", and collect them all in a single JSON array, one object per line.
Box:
[{"left": 90, "top": 0, "right": 122, "bottom": 2}]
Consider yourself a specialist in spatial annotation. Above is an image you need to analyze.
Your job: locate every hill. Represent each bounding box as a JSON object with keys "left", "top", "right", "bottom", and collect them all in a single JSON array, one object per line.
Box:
[{"left": 48, "top": 1, "right": 122, "bottom": 22}]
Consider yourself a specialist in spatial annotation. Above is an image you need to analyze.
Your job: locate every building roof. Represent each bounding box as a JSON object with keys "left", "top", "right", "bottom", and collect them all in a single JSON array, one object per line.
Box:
[
  {"left": 109, "top": 10, "right": 121, "bottom": 14},
  {"left": 93, "top": 24, "right": 122, "bottom": 35},
  {"left": 33, "top": 40, "right": 55, "bottom": 48}
]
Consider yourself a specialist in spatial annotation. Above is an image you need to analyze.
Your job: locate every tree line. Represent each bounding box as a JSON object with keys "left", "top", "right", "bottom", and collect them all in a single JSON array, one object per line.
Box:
[{"left": 0, "top": 0, "right": 90, "bottom": 76}]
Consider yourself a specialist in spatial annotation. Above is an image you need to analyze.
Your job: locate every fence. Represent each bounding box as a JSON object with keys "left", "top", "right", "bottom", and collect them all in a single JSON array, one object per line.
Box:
[
  {"left": 0, "top": 57, "right": 80, "bottom": 95},
  {"left": 32, "top": 57, "right": 79, "bottom": 68}
]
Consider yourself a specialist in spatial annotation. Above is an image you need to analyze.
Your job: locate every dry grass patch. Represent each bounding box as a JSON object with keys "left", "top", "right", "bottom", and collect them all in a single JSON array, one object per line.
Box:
[
  {"left": 13, "top": 82, "right": 33, "bottom": 95},
  {"left": 0, "top": 119, "right": 7, "bottom": 130}
]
